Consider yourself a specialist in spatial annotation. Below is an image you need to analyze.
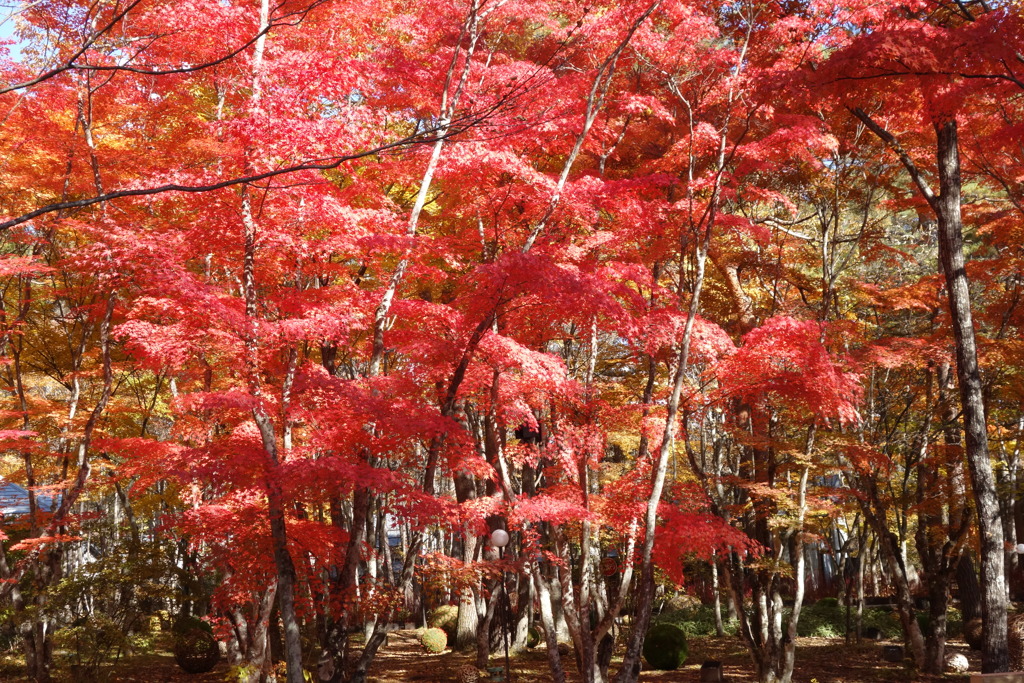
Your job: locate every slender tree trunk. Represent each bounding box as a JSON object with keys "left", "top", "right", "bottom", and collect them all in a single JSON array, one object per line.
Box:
[
  {"left": 236, "top": 1, "right": 305, "bottom": 677},
  {"left": 854, "top": 108, "right": 1009, "bottom": 672},
  {"left": 533, "top": 560, "right": 566, "bottom": 683},
  {"left": 924, "top": 580, "right": 949, "bottom": 674},
  {"left": 712, "top": 551, "right": 725, "bottom": 637},
  {"left": 932, "top": 120, "right": 1008, "bottom": 672},
  {"left": 779, "top": 463, "right": 811, "bottom": 683},
  {"left": 939, "top": 362, "right": 985, "bottom": 624},
  {"left": 229, "top": 582, "right": 277, "bottom": 683},
  {"left": 615, "top": 222, "right": 712, "bottom": 683},
  {"left": 242, "top": 195, "right": 304, "bottom": 682},
  {"left": 858, "top": 488, "right": 926, "bottom": 668}
]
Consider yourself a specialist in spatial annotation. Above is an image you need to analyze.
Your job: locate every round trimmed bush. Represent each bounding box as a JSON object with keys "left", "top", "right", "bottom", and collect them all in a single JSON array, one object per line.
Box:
[
  {"left": 661, "top": 593, "right": 701, "bottom": 613},
  {"left": 642, "top": 623, "right": 687, "bottom": 671},
  {"left": 420, "top": 626, "right": 448, "bottom": 653},
  {"left": 456, "top": 663, "right": 480, "bottom": 683},
  {"left": 172, "top": 624, "right": 219, "bottom": 674},
  {"left": 428, "top": 605, "right": 459, "bottom": 641}
]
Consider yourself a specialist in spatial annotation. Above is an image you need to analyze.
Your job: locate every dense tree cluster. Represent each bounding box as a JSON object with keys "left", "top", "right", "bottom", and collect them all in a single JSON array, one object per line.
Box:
[{"left": 1, "top": 1, "right": 1023, "bottom": 682}]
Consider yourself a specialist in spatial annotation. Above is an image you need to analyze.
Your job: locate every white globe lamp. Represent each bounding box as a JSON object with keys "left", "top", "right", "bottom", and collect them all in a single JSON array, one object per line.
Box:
[{"left": 491, "top": 528, "right": 510, "bottom": 549}]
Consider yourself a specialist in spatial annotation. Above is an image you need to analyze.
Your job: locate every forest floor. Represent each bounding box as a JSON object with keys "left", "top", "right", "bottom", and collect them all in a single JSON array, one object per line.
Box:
[
  {"left": 365, "top": 629, "right": 980, "bottom": 682},
  {"left": 0, "top": 629, "right": 983, "bottom": 681}
]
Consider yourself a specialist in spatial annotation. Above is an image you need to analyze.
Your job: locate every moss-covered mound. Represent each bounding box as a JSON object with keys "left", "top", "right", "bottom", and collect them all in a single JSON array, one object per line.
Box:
[{"left": 643, "top": 623, "right": 688, "bottom": 671}]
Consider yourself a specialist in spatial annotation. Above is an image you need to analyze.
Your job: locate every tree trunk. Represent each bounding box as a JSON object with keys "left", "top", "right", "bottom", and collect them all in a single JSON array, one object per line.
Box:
[
  {"left": 615, "top": 218, "right": 711, "bottom": 683},
  {"left": 456, "top": 586, "right": 479, "bottom": 651},
  {"left": 933, "top": 119, "right": 1008, "bottom": 673},
  {"left": 254, "top": 410, "right": 305, "bottom": 683},
  {"left": 853, "top": 108, "right": 1010, "bottom": 674},
  {"left": 533, "top": 560, "right": 566, "bottom": 683},
  {"left": 779, "top": 464, "right": 811, "bottom": 683},
  {"left": 957, "top": 555, "right": 983, "bottom": 623},
  {"left": 712, "top": 552, "right": 725, "bottom": 637},
  {"left": 228, "top": 582, "right": 277, "bottom": 683},
  {"left": 862, "top": 503, "right": 926, "bottom": 668}
]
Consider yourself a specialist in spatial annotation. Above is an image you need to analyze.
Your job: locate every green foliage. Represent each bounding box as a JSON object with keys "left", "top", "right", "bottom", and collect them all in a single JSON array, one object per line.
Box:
[
  {"left": 654, "top": 605, "right": 738, "bottom": 637},
  {"left": 0, "top": 654, "right": 21, "bottom": 680},
  {"left": 947, "top": 607, "right": 963, "bottom": 637},
  {"left": 911, "top": 607, "right": 962, "bottom": 637},
  {"left": 793, "top": 600, "right": 910, "bottom": 639},
  {"left": 916, "top": 611, "right": 930, "bottom": 636},
  {"left": 420, "top": 627, "right": 448, "bottom": 653},
  {"left": 227, "top": 664, "right": 267, "bottom": 682},
  {"left": 634, "top": 598, "right": 932, "bottom": 643},
  {"left": 797, "top": 599, "right": 848, "bottom": 638},
  {"left": 859, "top": 608, "right": 903, "bottom": 640},
  {"left": 126, "top": 631, "right": 156, "bottom": 654},
  {"left": 428, "top": 605, "right": 459, "bottom": 641},
  {"left": 43, "top": 537, "right": 179, "bottom": 679},
  {"left": 173, "top": 614, "right": 214, "bottom": 635},
  {"left": 0, "top": 606, "right": 14, "bottom": 650},
  {"left": 642, "top": 623, "right": 688, "bottom": 671},
  {"left": 52, "top": 614, "right": 129, "bottom": 681}
]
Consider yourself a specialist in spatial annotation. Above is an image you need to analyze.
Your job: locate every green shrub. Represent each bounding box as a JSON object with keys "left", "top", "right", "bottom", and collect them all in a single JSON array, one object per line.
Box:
[
  {"left": 860, "top": 607, "right": 902, "bottom": 639},
  {"left": 420, "top": 627, "right": 448, "bottom": 653},
  {"left": 911, "top": 607, "right": 962, "bottom": 637},
  {"left": 797, "top": 600, "right": 846, "bottom": 638},
  {"left": 428, "top": 605, "right": 459, "bottom": 641},
  {"left": 52, "top": 614, "right": 129, "bottom": 680},
  {"left": 654, "top": 605, "right": 738, "bottom": 637},
  {"left": 171, "top": 614, "right": 213, "bottom": 636},
  {"left": 656, "top": 599, "right": 920, "bottom": 642},
  {"left": 797, "top": 599, "right": 907, "bottom": 639},
  {"left": 797, "top": 601, "right": 940, "bottom": 640},
  {"left": 44, "top": 538, "right": 178, "bottom": 678},
  {"left": 126, "top": 632, "right": 155, "bottom": 655},
  {"left": 642, "top": 623, "right": 688, "bottom": 671}
]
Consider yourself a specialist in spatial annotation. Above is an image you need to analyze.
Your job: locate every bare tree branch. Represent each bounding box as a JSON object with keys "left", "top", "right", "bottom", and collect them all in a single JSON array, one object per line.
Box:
[
  {"left": 850, "top": 106, "right": 938, "bottom": 209},
  {"left": 0, "top": 0, "right": 330, "bottom": 96},
  {"left": 0, "top": 105, "right": 502, "bottom": 232}
]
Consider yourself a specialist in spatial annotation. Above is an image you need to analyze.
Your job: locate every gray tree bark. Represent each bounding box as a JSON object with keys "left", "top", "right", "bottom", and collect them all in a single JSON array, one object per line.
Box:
[
  {"left": 933, "top": 120, "right": 1008, "bottom": 672},
  {"left": 853, "top": 109, "right": 1009, "bottom": 673}
]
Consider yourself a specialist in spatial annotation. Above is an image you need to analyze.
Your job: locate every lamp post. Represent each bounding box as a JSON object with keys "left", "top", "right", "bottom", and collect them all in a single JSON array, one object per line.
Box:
[{"left": 490, "top": 528, "right": 511, "bottom": 682}]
